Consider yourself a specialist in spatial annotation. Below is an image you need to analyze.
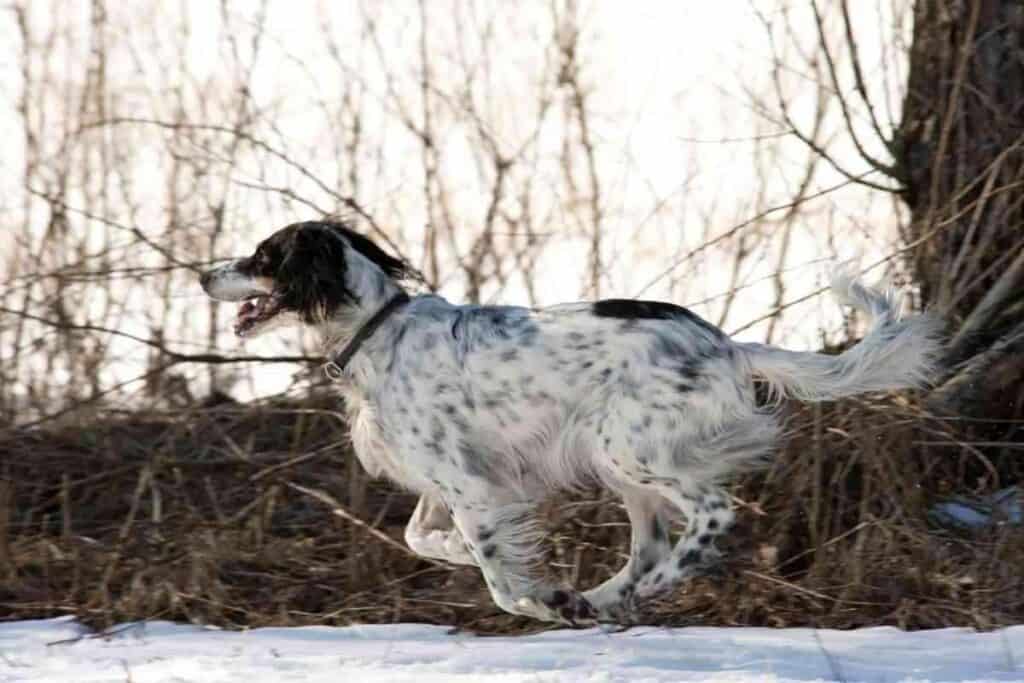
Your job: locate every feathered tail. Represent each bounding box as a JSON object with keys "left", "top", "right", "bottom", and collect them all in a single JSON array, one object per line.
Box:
[{"left": 738, "top": 272, "right": 944, "bottom": 402}]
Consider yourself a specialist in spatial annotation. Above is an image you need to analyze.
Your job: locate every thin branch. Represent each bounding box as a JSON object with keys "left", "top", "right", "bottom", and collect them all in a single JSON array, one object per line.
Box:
[
  {"left": 809, "top": 0, "right": 898, "bottom": 179},
  {"left": 838, "top": 0, "right": 891, "bottom": 147},
  {"left": 633, "top": 173, "right": 876, "bottom": 298},
  {"left": 0, "top": 306, "right": 318, "bottom": 365}
]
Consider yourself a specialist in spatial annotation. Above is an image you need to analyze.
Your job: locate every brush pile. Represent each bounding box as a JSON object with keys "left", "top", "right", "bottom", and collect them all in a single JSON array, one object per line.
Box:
[{"left": 2, "top": 393, "right": 1022, "bottom": 634}]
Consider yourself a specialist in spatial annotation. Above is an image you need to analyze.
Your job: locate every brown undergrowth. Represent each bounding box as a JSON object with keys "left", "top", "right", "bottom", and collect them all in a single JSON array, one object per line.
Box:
[{"left": 1, "top": 393, "right": 1022, "bottom": 635}]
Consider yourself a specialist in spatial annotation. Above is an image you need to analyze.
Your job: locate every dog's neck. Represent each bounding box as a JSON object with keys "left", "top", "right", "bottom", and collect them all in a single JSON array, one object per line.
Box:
[
  {"left": 317, "top": 272, "right": 407, "bottom": 382},
  {"left": 323, "top": 291, "right": 409, "bottom": 375}
]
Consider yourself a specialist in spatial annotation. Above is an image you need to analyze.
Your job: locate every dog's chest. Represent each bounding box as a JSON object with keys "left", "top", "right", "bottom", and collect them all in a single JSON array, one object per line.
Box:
[{"left": 341, "top": 385, "right": 423, "bottom": 489}]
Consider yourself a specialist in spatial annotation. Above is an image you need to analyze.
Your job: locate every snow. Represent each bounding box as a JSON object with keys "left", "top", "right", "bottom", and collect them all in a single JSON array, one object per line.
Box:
[{"left": 2, "top": 617, "right": 1023, "bottom": 683}]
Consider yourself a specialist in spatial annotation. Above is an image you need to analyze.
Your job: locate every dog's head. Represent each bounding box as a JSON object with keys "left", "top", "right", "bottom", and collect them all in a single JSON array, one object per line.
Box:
[{"left": 199, "top": 221, "right": 412, "bottom": 338}]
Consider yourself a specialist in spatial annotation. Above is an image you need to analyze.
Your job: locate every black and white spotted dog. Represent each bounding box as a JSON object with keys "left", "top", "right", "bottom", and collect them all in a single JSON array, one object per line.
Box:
[{"left": 200, "top": 220, "right": 941, "bottom": 625}]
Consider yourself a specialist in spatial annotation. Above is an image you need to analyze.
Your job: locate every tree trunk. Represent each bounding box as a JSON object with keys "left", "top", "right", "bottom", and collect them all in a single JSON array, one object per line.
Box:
[{"left": 897, "top": 0, "right": 1024, "bottom": 418}]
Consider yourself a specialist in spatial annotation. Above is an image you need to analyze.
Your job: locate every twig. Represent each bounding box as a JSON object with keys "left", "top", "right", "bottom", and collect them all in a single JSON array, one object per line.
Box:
[
  {"left": 249, "top": 445, "right": 340, "bottom": 482},
  {"left": 284, "top": 482, "right": 448, "bottom": 568},
  {"left": 742, "top": 569, "right": 878, "bottom": 607},
  {"left": 0, "top": 306, "right": 318, "bottom": 366}
]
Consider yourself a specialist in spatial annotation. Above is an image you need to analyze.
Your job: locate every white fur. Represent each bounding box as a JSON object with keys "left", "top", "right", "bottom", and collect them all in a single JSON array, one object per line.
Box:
[{"left": 203, "top": 235, "right": 943, "bottom": 625}]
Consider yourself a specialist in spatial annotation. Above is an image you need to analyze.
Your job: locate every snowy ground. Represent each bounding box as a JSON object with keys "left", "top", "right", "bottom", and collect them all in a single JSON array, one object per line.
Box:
[{"left": 2, "top": 617, "right": 1023, "bottom": 683}]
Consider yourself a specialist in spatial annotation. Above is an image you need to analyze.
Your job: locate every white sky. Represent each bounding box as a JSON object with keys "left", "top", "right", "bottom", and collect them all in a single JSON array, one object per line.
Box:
[{"left": 1, "top": 1, "right": 913, "bottom": 403}]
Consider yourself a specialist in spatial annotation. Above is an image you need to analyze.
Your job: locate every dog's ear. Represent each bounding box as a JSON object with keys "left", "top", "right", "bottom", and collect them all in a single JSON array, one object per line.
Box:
[
  {"left": 327, "top": 222, "right": 415, "bottom": 282},
  {"left": 277, "top": 224, "right": 355, "bottom": 322}
]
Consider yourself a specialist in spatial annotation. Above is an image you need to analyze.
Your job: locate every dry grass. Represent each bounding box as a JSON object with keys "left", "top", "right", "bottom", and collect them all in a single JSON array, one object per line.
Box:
[{"left": 1, "top": 392, "right": 1022, "bottom": 635}]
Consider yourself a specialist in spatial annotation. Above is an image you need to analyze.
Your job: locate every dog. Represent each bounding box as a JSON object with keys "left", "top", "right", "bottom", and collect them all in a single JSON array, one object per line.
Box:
[{"left": 200, "top": 220, "right": 942, "bottom": 624}]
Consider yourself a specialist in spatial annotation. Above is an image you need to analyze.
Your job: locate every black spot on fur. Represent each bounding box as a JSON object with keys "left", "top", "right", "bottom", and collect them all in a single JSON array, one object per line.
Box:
[
  {"left": 650, "top": 518, "right": 667, "bottom": 542},
  {"left": 450, "top": 311, "right": 464, "bottom": 340},
  {"left": 482, "top": 544, "right": 497, "bottom": 559},
  {"left": 431, "top": 416, "right": 447, "bottom": 444},
  {"left": 500, "top": 349, "right": 519, "bottom": 362},
  {"left": 457, "top": 440, "right": 503, "bottom": 484},
  {"left": 548, "top": 590, "right": 569, "bottom": 606},
  {"left": 678, "top": 549, "right": 703, "bottom": 568},
  {"left": 593, "top": 299, "right": 722, "bottom": 337},
  {"left": 677, "top": 358, "right": 704, "bottom": 382}
]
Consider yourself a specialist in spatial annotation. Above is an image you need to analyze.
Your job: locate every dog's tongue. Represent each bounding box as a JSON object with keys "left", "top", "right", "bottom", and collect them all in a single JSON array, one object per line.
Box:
[{"left": 234, "top": 299, "right": 262, "bottom": 335}]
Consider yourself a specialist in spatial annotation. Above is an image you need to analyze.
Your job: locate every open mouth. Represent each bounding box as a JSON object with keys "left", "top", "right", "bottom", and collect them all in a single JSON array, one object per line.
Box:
[{"left": 234, "top": 295, "right": 280, "bottom": 336}]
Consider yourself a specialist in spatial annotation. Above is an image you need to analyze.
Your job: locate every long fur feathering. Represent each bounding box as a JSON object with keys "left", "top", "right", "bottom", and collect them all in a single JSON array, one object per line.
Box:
[
  {"left": 201, "top": 222, "right": 946, "bottom": 625},
  {"left": 739, "top": 270, "right": 944, "bottom": 402}
]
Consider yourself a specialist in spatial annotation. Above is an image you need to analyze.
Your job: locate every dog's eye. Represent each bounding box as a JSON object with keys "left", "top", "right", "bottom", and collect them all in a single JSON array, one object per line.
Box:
[{"left": 253, "top": 248, "right": 277, "bottom": 274}]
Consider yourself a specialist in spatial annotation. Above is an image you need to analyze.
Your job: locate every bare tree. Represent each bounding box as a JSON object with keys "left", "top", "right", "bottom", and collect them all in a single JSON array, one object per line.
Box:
[
  {"left": 765, "top": 0, "right": 1024, "bottom": 436},
  {"left": 897, "top": 0, "right": 1024, "bottom": 417}
]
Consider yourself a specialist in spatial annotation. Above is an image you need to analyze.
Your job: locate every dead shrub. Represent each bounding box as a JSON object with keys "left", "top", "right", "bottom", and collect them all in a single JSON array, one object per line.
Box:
[{"left": 1, "top": 392, "right": 1022, "bottom": 634}]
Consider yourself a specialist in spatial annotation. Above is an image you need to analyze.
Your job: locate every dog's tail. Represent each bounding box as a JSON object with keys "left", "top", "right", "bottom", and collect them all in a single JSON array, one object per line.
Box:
[{"left": 737, "top": 271, "right": 944, "bottom": 403}]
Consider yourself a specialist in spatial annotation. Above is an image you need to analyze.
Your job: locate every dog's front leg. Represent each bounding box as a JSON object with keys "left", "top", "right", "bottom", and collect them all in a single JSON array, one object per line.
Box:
[
  {"left": 404, "top": 494, "right": 476, "bottom": 566},
  {"left": 447, "top": 501, "right": 597, "bottom": 626}
]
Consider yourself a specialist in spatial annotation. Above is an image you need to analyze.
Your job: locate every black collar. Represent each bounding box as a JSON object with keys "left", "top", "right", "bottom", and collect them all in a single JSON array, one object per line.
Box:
[{"left": 323, "top": 292, "right": 410, "bottom": 379}]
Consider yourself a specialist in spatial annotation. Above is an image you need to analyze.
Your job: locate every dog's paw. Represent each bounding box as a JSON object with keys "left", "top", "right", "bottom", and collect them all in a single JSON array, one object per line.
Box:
[
  {"left": 516, "top": 589, "right": 597, "bottom": 627},
  {"left": 594, "top": 600, "right": 636, "bottom": 626},
  {"left": 581, "top": 586, "right": 636, "bottom": 626}
]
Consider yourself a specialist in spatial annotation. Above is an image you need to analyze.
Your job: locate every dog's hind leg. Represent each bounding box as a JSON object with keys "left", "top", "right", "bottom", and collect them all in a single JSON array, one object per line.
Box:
[
  {"left": 632, "top": 485, "right": 734, "bottom": 599},
  {"left": 404, "top": 495, "right": 476, "bottom": 566},
  {"left": 448, "top": 499, "right": 597, "bottom": 625},
  {"left": 581, "top": 485, "right": 671, "bottom": 621}
]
